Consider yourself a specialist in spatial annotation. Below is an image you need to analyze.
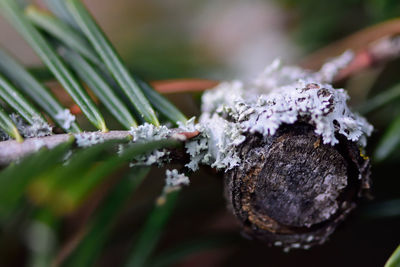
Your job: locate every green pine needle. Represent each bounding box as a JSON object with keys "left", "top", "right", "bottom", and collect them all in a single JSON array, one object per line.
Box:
[
  {"left": 0, "top": 106, "right": 23, "bottom": 142},
  {"left": 0, "top": 0, "right": 107, "bottom": 132},
  {"left": 43, "top": 0, "right": 79, "bottom": 30},
  {"left": 30, "top": 140, "right": 124, "bottom": 214},
  {"left": 30, "top": 139, "right": 180, "bottom": 215},
  {"left": 61, "top": 49, "right": 138, "bottom": 129},
  {"left": 149, "top": 234, "right": 237, "bottom": 267},
  {"left": 0, "top": 48, "right": 81, "bottom": 133},
  {"left": 66, "top": 167, "right": 150, "bottom": 267},
  {"left": 25, "top": 6, "right": 100, "bottom": 65},
  {"left": 0, "top": 140, "right": 73, "bottom": 219},
  {"left": 66, "top": 0, "right": 160, "bottom": 126},
  {"left": 357, "top": 84, "right": 400, "bottom": 115},
  {"left": 136, "top": 77, "right": 187, "bottom": 124},
  {"left": 374, "top": 115, "right": 400, "bottom": 162},
  {"left": 385, "top": 245, "right": 400, "bottom": 267},
  {"left": 125, "top": 191, "right": 179, "bottom": 267},
  {"left": 0, "top": 74, "right": 45, "bottom": 125},
  {"left": 27, "top": 2, "right": 185, "bottom": 126}
]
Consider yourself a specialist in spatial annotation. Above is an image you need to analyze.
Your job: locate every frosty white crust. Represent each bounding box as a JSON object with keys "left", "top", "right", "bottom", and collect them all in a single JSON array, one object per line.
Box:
[
  {"left": 55, "top": 109, "right": 76, "bottom": 130},
  {"left": 195, "top": 52, "right": 372, "bottom": 171}
]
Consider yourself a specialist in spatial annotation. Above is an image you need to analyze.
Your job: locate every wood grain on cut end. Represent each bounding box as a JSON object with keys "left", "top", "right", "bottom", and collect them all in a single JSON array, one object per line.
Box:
[{"left": 224, "top": 122, "right": 371, "bottom": 249}]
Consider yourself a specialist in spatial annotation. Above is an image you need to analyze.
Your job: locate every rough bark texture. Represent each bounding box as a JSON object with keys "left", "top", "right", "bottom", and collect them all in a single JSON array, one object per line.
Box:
[{"left": 224, "top": 122, "right": 371, "bottom": 250}]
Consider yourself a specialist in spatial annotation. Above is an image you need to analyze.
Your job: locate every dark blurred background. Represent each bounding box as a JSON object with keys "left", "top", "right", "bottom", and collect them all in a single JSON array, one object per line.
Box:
[{"left": 1, "top": 0, "right": 400, "bottom": 266}]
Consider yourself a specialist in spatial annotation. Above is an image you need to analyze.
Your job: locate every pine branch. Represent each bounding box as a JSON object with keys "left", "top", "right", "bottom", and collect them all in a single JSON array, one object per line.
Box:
[
  {"left": 1, "top": 1, "right": 399, "bottom": 263},
  {"left": 0, "top": 131, "right": 124, "bottom": 166},
  {"left": 0, "top": 130, "right": 200, "bottom": 166}
]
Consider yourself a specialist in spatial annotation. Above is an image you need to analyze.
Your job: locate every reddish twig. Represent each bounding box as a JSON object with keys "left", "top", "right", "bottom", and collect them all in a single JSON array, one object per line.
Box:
[
  {"left": 301, "top": 18, "right": 400, "bottom": 70},
  {"left": 54, "top": 79, "right": 219, "bottom": 115},
  {"left": 334, "top": 36, "right": 400, "bottom": 82},
  {"left": 178, "top": 130, "right": 200, "bottom": 139},
  {"left": 52, "top": 225, "right": 88, "bottom": 267},
  {"left": 150, "top": 79, "right": 219, "bottom": 94}
]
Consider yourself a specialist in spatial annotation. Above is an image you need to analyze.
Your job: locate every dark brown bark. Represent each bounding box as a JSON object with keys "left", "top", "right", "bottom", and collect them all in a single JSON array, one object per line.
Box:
[{"left": 224, "top": 122, "right": 371, "bottom": 250}]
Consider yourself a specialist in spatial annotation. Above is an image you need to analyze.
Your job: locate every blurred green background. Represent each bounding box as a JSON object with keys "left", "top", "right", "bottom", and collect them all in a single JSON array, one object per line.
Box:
[{"left": 0, "top": 0, "right": 400, "bottom": 266}]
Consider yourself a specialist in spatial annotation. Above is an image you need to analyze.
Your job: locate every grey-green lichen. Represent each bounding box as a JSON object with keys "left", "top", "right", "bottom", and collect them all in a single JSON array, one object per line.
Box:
[
  {"left": 128, "top": 123, "right": 173, "bottom": 167},
  {"left": 10, "top": 114, "right": 52, "bottom": 138},
  {"left": 157, "top": 169, "right": 190, "bottom": 205},
  {"left": 189, "top": 51, "right": 373, "bottom": 172},
  {"left": 74, "top": 132, "right": 104, "bottom": 147},
  {"left": 55, "top": 109, "right": 76, "bottom": 130},
  {"left": 201, "top": 52, "right": 372, "bottom": 147},
  {"left": 130, "top": 123, "right": 171, "bottom": 143},
  {"left": 165, "top": 169, "right": 190, "bottom": 189}
]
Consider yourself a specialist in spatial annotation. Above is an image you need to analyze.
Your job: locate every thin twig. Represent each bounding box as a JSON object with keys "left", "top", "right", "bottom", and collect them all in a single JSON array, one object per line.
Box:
[
  {"left": 0, "top": 130, "right": 200, "bottom": 166},
  {"left": 150, "top": 33, "right": 400, "bottom": 94},
  {"left": 335, "top": 36, "right": 400, "bottom": 82},
  {"left": 151, "top": 79, "right": 219, "bottom": 94},
  {"left": 150, "top": 36, "right": 400, "bottom": 94},
  {"left": 52, "top": 224, "right": 88, "bottom": 267},
  {"left": 0, "top": 131, "right": 129, "bottom": 166},
  {"left": 301, "top": 18, "right": 400, "bottom": 70}
]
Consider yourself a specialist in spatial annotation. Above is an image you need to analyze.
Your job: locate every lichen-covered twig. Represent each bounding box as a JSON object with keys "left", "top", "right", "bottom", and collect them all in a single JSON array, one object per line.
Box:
[
  {"left": 0, "top": 131, "right": 129, "bottom": 166},
  {"left": 0, "top": 129, "right": 201, "bottom": 166}
]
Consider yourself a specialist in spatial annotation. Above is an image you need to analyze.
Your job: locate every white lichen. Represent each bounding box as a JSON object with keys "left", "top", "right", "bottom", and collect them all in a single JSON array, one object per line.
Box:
[
  {"left": 200, "top": 51, "right": 372, "bottom": 147},
  {"left": 316, "top": 51, "right": 354, "bottom": 83},
  {"left": 128, "top": 123, "right": 173, "bottom": 167},
  {"left": 74, "top": 132, "right": 104, "bottom": 147},
  {"left": 176, "top": 117, "right": 196, "bottom": 132},
  {"left": 55, "top": 109, "right": 76, "bottom": 130},
  {"left": 165, "top": 169, "right": 190, "bottom": 189},
  {"left": 178, "top": 116, "right": 245, "bottom": 171},
  {"left": 10, "top": 114, "right": 52, "bottom": 138},
  {"left": 182, "top": 52, "right": 372, "bottom": 172},
  {"left": 184, "top": 135, "right": 209, "bottom": 171},
  {"left": 130, "top": 123, "right": 172, "bottom": 142},
  {"left": 176, "top": 117, "right": 211, "bottom": 171},
  {"left": 198, "top": 114, "right": 245, "bottom": 170},
  {"left": 130, "top": 150, "right": 169, "bottom": 167},
  {"left": 157, "top": 169, "right": 190, "bottom": 205},
  {"left": 0, "top": 129, "right": 9, "bottom": 141}
]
